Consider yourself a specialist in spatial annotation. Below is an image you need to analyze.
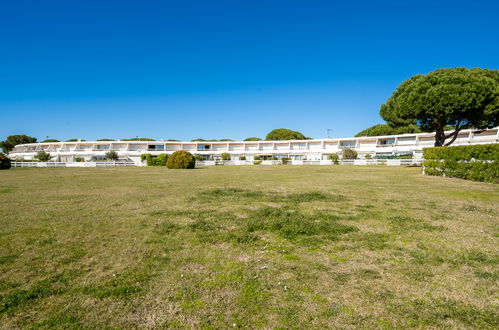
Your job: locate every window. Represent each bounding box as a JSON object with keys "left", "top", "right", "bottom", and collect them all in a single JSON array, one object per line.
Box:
[
  {"left": 379, "top": 139, "right": 395, "bottom": 145},
  {"left": 96, "top": 145, "right": 109, "bottom": 150},
  {"left": 339, "top": 141, "right": 356, "bottom": 147},
  {"left": 148, "top": 145, "right": 164, "bottom": 151},
  {"left": 197, "top": 145, "right": 210, "bottom": 151}
]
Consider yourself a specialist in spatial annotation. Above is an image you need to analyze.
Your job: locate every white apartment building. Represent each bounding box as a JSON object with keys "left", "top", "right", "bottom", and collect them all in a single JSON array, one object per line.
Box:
[{"left": 9, "top": 127, "right": 499, "bottom": 166}]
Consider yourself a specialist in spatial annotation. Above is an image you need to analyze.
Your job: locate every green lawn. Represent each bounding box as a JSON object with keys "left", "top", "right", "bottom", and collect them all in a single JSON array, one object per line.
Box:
[{"left": 0, "top": 166, "right": 498, "bottom": 328}]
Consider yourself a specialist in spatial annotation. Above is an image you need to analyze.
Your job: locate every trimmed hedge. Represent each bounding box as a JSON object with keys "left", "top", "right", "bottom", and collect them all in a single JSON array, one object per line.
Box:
[
  {"left": 166, "top": 151, "right": 195, "bottom": 169},
  {"left": 0, "top": 154, "right": 11, "bottom": 170},
  {"left": 423, "top": 144, "right": 499, "bottom": 183},
  {"left": 141, "top": 153, "right": 168, "bottom": 166}
]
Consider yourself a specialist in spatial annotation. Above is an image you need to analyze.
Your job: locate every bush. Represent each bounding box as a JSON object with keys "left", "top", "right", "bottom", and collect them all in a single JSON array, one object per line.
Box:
[
  {"left": 166, "top": 151, "right": 195, "bottom": 169},
  {"left": 281, "top": 157, "right": 291, "bottom": 165},
  {"left": 328, "top": 154, "right": 339, "bottom": 164},
  {"left": 194, "top": 155, "right": 205, "bottom": 161},
  {"left": 364, "top": 154, "right": 372, "bottom": 159},
  {"left": 221, "top": 152, "right": 231, "bottom": 161},
  {"left": 269, "top": 156, "right": 277, "bottom": 160},
  {"left": 423, "top": 144, "right": 499, "bottom": 183},
  {"left": 253, "top": 160, "right": 262, "bottom": 165},
  {"left": 74, "top": 157, "right": 85, "bottom": 162},
  {"left": 105, "top": 150, "right": 119, "bottom": 161},
  {"left": 151, "top": 154, "right": 168, "bottom": 166},
  {"left": 0, "top": 154, "right": 11, "bottom": 170},
  {"left": 239, "top": 156, "right": 246, "bottom": 160},
  {"left": 141, "top": 153, "right": 168, "bottom": 166},
  {"left": 341, "top": 148, "right": 357, "bottom": 160},
  {"left": 253, "top": 155, "right": 261, "bottom": 161},
  {"left": 35, "top": 151, "right": 51, "bottom": 162},
  {"left": 140, "top": 153, "right": 151, "bottom": 161}
]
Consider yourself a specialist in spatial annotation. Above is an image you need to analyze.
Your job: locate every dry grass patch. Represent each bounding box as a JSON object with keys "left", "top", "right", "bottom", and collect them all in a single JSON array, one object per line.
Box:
[{"left": 0, "top": 166, "right": 497, "bottom": 328}]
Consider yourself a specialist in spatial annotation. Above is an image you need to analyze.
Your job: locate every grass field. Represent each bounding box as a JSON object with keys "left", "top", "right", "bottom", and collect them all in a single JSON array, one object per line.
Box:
[{"left": 0, "top": 166, "right": 498, "bottom": 328}]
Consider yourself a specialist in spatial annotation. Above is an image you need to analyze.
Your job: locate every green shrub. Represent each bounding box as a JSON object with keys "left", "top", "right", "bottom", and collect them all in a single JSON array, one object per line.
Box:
[
  {"left": 239, "top": 156, "right": 246, "bottom": 160},
  {"left": 341, "top": 148, "right": 357, "bottom": 160},
  {"left": 141, "top": 153, "right": 168, "bottom": 166},
  {"left": 35, "top": 151, "right": 51, "bottom": 162},
  {"left": 166, "top": 151, "right": 195, "bottom": 169},
  {"left": 328, "top": 154, "right": 339, "bottom": 164},
  {"left": 105, "top": 151, "right": 119, "bottom": 161},
  {"left": 0, "top": 154, "right": 11, "bottom": 170},
  {"left": 253, "top": 155, "right": 261, "bottom": 160},
  {"left": 424, "top": 144, "right": 499, "bottom": 161},
  {"left": 269, "top": 156, "right": 277, "bottom": 160},
  {"left": 423, "top": 144, "right": 499, "bottom": 183},
  {"left": 253, "top": 160, "right": 262, "bottom": 165},
  {"left": 151, "top": 154, "right": 168, "bottom": 166},
  {"left": 74, "top": 157, "right": 85, "bottom": 162},
  {"left": 221, "top": 152, "right": 231, "bottom": 161},
  {"left": 364, "top": 154, "right": 372, "bottom": 159},
  {"left": 194, "top": 155, "right": 205, "bottom": 161},
  {"left": 281, "top": 157, "right": 291, "bottom": 165},
  {"left": 140, "top": 154, "right": 151, "bottom": 161}
]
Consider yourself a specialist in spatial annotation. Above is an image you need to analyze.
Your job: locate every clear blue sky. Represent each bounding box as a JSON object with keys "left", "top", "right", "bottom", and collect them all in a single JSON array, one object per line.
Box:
[{"left": 1, "top": 0, "right": 498, "bottom": 141}]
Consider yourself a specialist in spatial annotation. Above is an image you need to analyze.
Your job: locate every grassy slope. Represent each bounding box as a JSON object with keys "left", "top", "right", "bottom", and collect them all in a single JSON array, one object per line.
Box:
[{"left": 0, "top": 166, "right": 497, "bottom": 328}]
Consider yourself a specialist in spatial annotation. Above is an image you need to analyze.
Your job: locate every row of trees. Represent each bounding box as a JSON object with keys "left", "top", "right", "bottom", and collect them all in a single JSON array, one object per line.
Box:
[
  {"left": 355, "top": 124, "right": 422, "bottom": 137},
  {"left": 0, "top": 128, "right": 313, "bottom": 155},
  {"left": 191, "top": 129, "right": 312, "bottom": 142}
]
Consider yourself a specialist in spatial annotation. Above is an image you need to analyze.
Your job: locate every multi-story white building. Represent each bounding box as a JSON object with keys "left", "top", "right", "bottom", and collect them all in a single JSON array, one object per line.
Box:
[{"left": 9, "top": 127, "right": 499, "bottom": 166}]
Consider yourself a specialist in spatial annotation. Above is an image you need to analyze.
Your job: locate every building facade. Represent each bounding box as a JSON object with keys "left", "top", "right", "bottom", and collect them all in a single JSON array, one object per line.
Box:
[{"left": 9, "top": 127, "right": 499, "bottom": 166}]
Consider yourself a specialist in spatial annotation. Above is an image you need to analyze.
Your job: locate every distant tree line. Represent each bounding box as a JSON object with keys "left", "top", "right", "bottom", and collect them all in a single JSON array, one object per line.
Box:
[
  {"left": 355, "top": 124, "right": 422, "bottom": 137},
  {"left": 1, "top": 128, "right": 315, "bottom": 154}
]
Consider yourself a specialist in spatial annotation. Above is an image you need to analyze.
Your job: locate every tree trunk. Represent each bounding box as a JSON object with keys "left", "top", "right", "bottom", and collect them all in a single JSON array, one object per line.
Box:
[
  {"left": 434, "top": 127, "right": 445, "bottom": 147},
  {"left": 443, "top": 121, "right": 462, "bottom": 146},
  {"left": 434, "top": 122, "right": 462, "bottom": 147}
]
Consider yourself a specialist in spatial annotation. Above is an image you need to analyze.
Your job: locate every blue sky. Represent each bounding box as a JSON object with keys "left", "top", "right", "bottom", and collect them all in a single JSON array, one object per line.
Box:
[{"left": 1, "top": 0, "right": 498, "bottom": 141}]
